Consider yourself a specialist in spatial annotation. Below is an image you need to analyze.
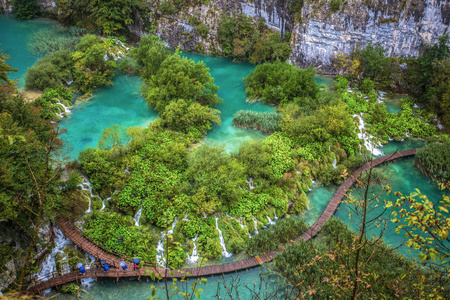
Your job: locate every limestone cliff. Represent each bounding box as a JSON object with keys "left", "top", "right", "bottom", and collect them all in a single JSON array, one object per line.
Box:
[{"left": 2, "top": 0, "right": 449, "bottom": 74}]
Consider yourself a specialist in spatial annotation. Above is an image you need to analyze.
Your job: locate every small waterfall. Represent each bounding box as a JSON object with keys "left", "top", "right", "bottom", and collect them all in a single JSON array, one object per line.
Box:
[
  {"left": 353, "top": 114, "right": 383, "bottom": 156},
  {"left": 332, "top": 157, "right": 337, "bottom": 169},
  {"left": 133, "top": 205, "right": 143, "bottom": 227},
  {"left": 156, "top": 217, "right": 178, "bottom": 267},
  {"left": 274, "top": 211, "right": 278, "bottom": 220},
  {"left": 187, "top": 234, "right": 199, "bottom": 263},
  {"left": 182, "top": 214, "right": 190, "bottom": 221},
  {"left": 54, "top": 100, "right": 71, "bottom": 118},
  {"left": 215, "top": 217, "right": 232, "bottom": 258},
  {"left": 78, "top": 178, "right": 96, "bottom": 213},
  {"left": 78, "top": 178, "right": 115, "bottom": 213},
  {"left": 246, "top": 177, "right": 255, "bottom": 190},
  {"left": 124, "top": 167, "right": 130, "bottom": 174},
  {"left": 252, "top": 216, "right": 259, "bottom": 234},
  {"left": 267, "top": 216, "right": 276, "bottom": 226},
  {"left": 37, "top": 227, "right": 72, "bottom": 294}
]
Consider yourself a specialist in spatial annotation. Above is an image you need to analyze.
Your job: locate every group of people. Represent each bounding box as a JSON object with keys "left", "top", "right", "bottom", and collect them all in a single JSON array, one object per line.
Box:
[{"left": 77, "top": 258, "right": 140, "bottom": 274}]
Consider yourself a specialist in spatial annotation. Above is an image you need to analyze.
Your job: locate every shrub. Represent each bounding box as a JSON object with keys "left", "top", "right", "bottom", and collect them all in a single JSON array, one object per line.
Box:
[{"left": 25, "top": 50, "right": 74, "bottom": 90}]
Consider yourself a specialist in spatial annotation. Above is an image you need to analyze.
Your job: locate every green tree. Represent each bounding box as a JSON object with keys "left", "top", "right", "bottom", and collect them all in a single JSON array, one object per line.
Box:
[
  {"left": 133, "top": 35, "right": 170, "bottom": 81},
  {"left": 244, "top": 60, "right": 319, "bottom": 105},
  {"left": 160, "top": 99, "right": 221, "bottom": 137},
  {"left": 25, "top": 50, "right": 74, "bottom": 91},
  {"left": 12, "top": 0, "right": 40, "bottom": 19},
  {"left": 142, "top": 53, "right": 221, "bottom": 113}
]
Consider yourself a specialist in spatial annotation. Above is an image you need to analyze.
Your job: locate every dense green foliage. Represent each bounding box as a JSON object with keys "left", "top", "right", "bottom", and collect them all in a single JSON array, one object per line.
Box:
[
  {"left": 33, "top": 86, "right": 73, "bottom": 120},
  {"left": 232, "top": 110, "right": 280, "bottom": 134},
  {"left": 415, "top": 142, "right": 450, "bottom": 183},
  {"left": 141, "top": 52, "right": 221, "bottom": 113},
  {"left": 13, "top": 0, "right": 40, "bottom": 19},
  {"left": 337, "top": 77, "right": 437, "bottom": 142},
  {"left": 25, "top": 34, "right": 118, "bottom": 93},
  {"left": 132, "top": 35, "right": 170, "bottom": 80},
  {"left": 273, "top": 218, "right": 450, "bottom": 298},
  {"left": 28, "top": 26, "right": 87, "bottom": 57},
  {"left": 245, "top": 217, "right": 308, "bottom": 256},
  {"left": 244, "top": 61, "right": 319, "bottom": 105},
  {"left": 55, "top": 0, "right": 150, "bottom": 35},
  {"left": 217, "top": 14, "right": 291, "bottom": 64},
  {"left": 83, "top": 212, "right": 158, "bottom": 262},
  {"left": 335, "top": 36, "right": 450, "bottom": 128},
  {"left": 25, "top": 50, "right": 74, "bottom": 91}
]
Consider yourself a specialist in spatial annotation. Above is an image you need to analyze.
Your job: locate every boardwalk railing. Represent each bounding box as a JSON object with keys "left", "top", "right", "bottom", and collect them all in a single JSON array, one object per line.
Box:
[{"left": 26, "top": 149, "right": 418, "bottom": 294}]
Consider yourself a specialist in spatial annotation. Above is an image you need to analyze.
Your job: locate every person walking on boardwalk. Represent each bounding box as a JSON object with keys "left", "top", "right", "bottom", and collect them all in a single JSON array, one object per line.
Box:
[
  {"left": 100, "top": 260, "right": 109, "bottom": 272},
  {"left": 133, "top": 258, "right": 140, "bottom": 270},
  {"left": 77, "top": 263, "right": 86, "bottom": 275},
  {"left": 119, "top": 261, "right": 128, "bottom": 271}
]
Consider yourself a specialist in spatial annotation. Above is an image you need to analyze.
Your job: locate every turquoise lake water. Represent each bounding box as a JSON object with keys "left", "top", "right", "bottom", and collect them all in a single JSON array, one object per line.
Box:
[{"left": 1, "top": 14, "right": 447, "bottom": 299}]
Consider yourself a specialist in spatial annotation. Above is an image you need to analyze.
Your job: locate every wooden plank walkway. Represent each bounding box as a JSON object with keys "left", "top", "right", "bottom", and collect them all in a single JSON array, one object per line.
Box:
[{"left": 26, "top": 149, "right": 418, "bottom": 294}]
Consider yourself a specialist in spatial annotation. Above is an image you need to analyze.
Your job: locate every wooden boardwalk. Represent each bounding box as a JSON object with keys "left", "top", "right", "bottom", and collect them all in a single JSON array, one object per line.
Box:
[{"left": 26, "top": 149, "right": 418, "bottom": 294}]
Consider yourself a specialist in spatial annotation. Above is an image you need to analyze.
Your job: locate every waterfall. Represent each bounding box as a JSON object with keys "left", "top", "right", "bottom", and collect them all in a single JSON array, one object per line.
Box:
[
  {"left": 187, "top": 234, "right": 199, "bottom": 264},
  {"left": 267, "top": 216, "right": 276, "bottom": 226},
  {"left": 78, "top": 178, "right": 115, "bottom": 213},
  {"left": 54, "top": 100, "right": 71, "bottom": 118},
  {"left": 215, "top": 217, "right": 232, "bottom": 258},
  {"left": 274, "top": 211, "right": 278, "bottom": 220},
  {"left": 246, "top": 177, "right": 255, "bottom": 190},
  {"left": 156, "top": 217, "right": 178, "bottom": 267},
  {"left": 182, "top": 214, "right": 190, "bottom": 221},
  {"left": 353, "top": 114, "right": 383, "bottom": 156},
  {"left": 252, "top": 216, "right": 259, "bottom": 234},
  {"left": 37, "top": 227, "right": 72, "bottom": 294},
  {"left": 332, "top": 157, "right": 337, "bottom": 169},
  {"left": 133, "top": 205, "right": 143, "bottom": 227}
]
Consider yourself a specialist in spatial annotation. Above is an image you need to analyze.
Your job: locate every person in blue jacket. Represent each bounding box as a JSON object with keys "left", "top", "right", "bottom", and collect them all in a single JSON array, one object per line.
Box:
[
  {"left": 122, "top": 264, "right": 128, "bottom": 271},
  {"left": 79, "top": 265, "right": 86, "bottom": 275},
  {"left": 102, "top": 263, "right": 109, "bottom": 272}
]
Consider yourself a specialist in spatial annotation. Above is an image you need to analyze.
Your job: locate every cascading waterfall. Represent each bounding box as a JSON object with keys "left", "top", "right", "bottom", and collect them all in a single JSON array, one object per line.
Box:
[
  {"left": 133, "top": 205, "right": 143, "bottom": 227},
  {"left": 37, "top": 227, "right": 72, "bottom": 295},
  {"left": 246, "top": 177, "right": 255, "bottom": 190},
  {"left": 252, "top": 216, "right": 259, "bottom": 235},
  {"left": 332, "top": 157, "right": 337, "bottom": 169},
  {"left": 187, "top": 234, "right": 199, "bottom": 263},
  {"left": 267, "top": 216, "right": 276, "bottom": 226},
  {"left": 78, "top": 178, "right": 115, "bottom": 213},
  {"left": 54, "top": 100, "right": 71, "bottom": 118},
  {"left": 215, "top": 217, "right": 232, "bottom": 258},
  {"left": 156, "top": 217, "right": 178, "bottom": 267},
  {"left": 353, "top": 114, "right": 384, "bottom": 156}
]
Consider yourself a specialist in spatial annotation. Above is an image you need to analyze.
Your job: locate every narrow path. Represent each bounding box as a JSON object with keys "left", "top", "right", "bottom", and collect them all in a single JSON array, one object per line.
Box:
[{"left": 26, "top": 149, "right": 418, "bottom": 294}]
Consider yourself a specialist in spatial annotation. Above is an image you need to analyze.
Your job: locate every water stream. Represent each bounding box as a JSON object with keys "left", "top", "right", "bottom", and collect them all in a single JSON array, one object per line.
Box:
[{"left": 215, "top": 217, "right": 232, "bottom": 258}]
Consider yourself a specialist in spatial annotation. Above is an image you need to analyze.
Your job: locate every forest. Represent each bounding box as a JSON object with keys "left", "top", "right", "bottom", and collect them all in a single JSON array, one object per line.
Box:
[{"left": 1, "top": 0, "right": 450, "bottom": 299}]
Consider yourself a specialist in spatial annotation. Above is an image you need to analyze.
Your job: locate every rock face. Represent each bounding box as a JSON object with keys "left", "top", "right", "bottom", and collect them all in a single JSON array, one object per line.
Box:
[
  {"left": 2, "top": 0, "right": 449, "bottom": 73},
  {"left": 290, "top": 0, "right": 450, "bottom": 73}
]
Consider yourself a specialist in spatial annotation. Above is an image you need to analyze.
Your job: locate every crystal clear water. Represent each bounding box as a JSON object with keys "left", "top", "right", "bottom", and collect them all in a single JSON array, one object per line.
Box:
[
  {"left": 2, "top": 15, "right": 447, "bottom": 299},
  {"left": 58, "top": 74, "right": 158, "bottom": 159},
  {"left": 0, "top": 14, "right": 56, "bottom": 87}
]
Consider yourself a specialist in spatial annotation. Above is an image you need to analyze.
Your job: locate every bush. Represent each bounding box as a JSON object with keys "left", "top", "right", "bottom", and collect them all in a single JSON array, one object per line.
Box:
[
  {"left": 244, "top": 61, "right": 319, "bottom": 105},
  {"left": 245, "top": 217, "right": 308, "bottom": 256},
  {"left": 13, "top": 0, "right": 40, "bottom": 19},
  {"left": 25, "top": 50, "right": 74, "bottom": 90},
  {"left": 416, "top": 142, "right": 450, "bottom": 183}
]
